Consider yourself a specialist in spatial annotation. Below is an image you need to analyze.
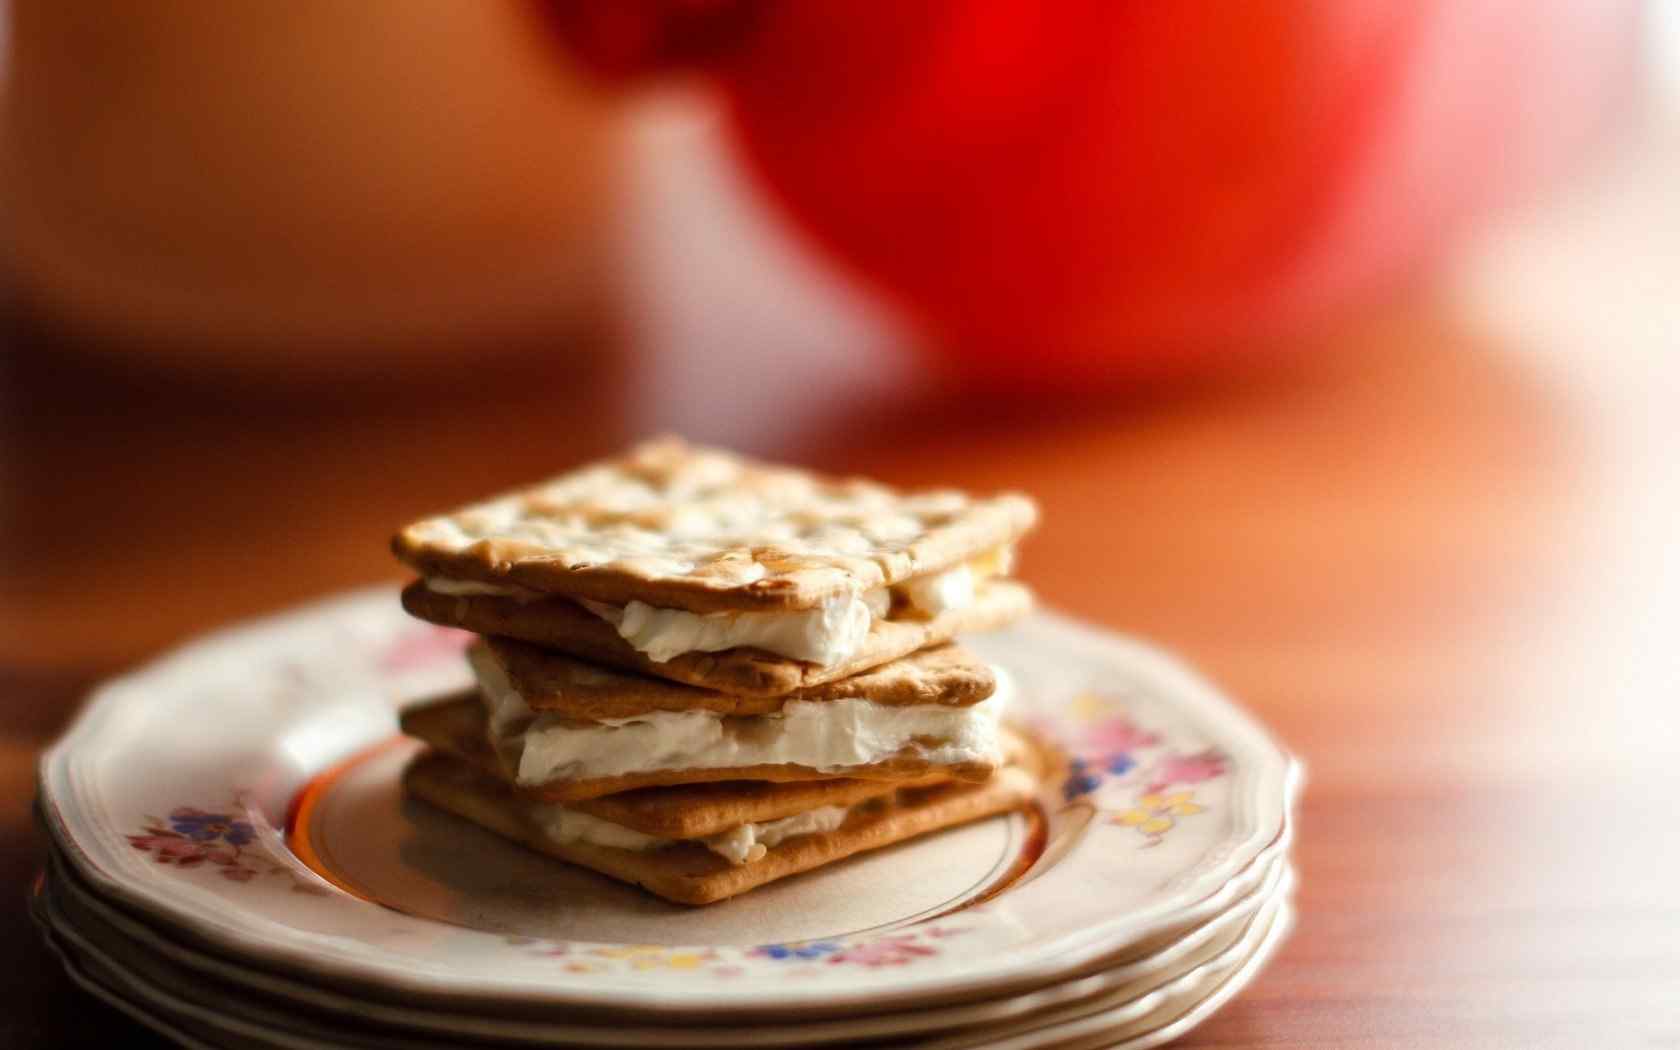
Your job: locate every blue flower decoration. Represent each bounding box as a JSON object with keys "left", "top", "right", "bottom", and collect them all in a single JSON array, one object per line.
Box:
[
  {"left": 1105, "top": 753, "right": 1137, "bottom": 776},
  {"left": 168, "top": 809, "right": 255, "bottom": 847},
  {"left": 1062, "top": 759, "right": 1102, "bottom": 801},
  {"left": 753, "top": 940, "right": 842, "bottom": 961}
]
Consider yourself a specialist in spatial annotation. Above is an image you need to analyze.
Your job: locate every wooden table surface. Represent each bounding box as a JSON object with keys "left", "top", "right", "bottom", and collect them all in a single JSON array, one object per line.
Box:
[{"left": 6, "top": 136, "right": 1680, "bottom": 1050}]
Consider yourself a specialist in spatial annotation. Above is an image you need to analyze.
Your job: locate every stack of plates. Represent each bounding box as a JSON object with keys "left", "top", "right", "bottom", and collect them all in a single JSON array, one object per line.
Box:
[{"left": 34, "top": 589, "right": 1301, "bottom": 1050}]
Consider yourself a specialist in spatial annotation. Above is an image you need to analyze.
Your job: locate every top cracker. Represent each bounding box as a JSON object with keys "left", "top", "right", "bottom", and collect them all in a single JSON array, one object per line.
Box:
[{"left": 393, "top": 437, "right": 1038, "bottom": 613}]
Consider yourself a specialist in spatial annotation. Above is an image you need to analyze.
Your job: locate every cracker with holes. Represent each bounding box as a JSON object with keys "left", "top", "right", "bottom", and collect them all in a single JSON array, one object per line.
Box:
[
  {"left": 401, "top": 729, "right": 1044, "bottom": 906},
  {"left": 393, "top": 438, "right": 1037, "bottom": 697},
  {"left": 392, "top": 437, "right": 1046, "bottom": 904}
]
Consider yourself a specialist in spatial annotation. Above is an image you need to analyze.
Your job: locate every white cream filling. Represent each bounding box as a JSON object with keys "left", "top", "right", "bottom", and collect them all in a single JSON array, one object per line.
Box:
[
  {"left": 581, "top": 591, "right": 884, "bottom": 665},
  {"left": 700, "top": 805, "right": 851, "bottom": 864},
  {"left": 423, "top": 576, "right": 544, "bottom": 600},
  {"left": 525, "top": 804, "right": 853, "bottom": 866},
  {"left": 897, "top": 565, "right": 974, "bottom": 617},
  {"left": 426, "top": 546, "right": 1013, "bottom": 667},
  {"left": 529, "top": 807, "right": 667, "bottom": 853},
  {"left": 470, "top": 644, "right": 537, "bottom": 776},
  {"left": 470, "top": 646, "right": 879, "bottom": 864},
  {"left": 481, "top": 671, "right": 1009, "bottom": 786}
]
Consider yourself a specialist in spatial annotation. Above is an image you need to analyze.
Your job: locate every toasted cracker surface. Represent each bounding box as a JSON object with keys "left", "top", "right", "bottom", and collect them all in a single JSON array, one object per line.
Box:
[
  {"left": 401, "top": 743, "right": 1042, "bottom": 905},
  {"left": 392, "top": 437, "right": 1037, "bottom": 614},
  {"left": 402, "top": 577, "right": 1030, "bottom": 698},
  {"left": 400, "top": 693, "right": 998, "bottom": 802},
  {"left": 479, "top": 638, "right": 994, "bottom": 719},
  {"left": 398, "top": 697, "right": 950, "bottom": 837}
]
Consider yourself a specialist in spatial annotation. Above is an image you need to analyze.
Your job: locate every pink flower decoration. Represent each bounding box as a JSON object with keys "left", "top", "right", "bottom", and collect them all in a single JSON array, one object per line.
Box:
[
  {"left": 828, "top": 935, "right": 938, "bottom": 968},
  {"left": 1086, "top": 717, "right": 1162, "bottom": 754},
  {"left": 1146, "top": 750, "right": 1228, "bottom": 794},
  {"left": 128, "top": 833, "right": 209, "bottom": 864}
]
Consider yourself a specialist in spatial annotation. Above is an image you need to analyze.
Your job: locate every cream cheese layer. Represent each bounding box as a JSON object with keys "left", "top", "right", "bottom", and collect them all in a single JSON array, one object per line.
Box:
[
  {"left": 699, "top": 805, "right": 851, "bottom": 864},
  {"left": 526, "top": 803, "right": 853, "bottom": 866},
  {"left": 422, "top": 576, "right": 546, "bottom": 600},
  {"left": 474, "top": 655, "right": 1010, "bottom": 786},
  {"left": 424, "top": 545, "right": 1014, "bottom": 667},
  {"left": 579, "top": 591, "right": 884, "bottom": 665}
]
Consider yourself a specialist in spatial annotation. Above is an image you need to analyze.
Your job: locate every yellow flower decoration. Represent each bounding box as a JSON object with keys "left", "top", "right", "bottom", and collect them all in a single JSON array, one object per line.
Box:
[
  {"left": 1111, "top": 791, "right": 1205, "bottom": 842},
  {"left": 1145, "top": 791, "right": 1204, "bottom": 816},
  {"left": 588, "top": 944, "right": 711, "bottom": 970},
  {"left": 1069, "top": 691, "right": 1119, "bottom": 723},
  {"left": 591, "top": 944, "right": 662, "bottom": 960}
]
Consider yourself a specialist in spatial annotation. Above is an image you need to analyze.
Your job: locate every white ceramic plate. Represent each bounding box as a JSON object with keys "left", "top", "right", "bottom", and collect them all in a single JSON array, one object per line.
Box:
[
  {"left": 39, "top": 587, "right": 1296, "bottom": 1017},
  {"left": 32, "top": 863, "right": 1293, "bottom": 1050},
  {"left": 40, "top": 840, "right": 1291, "bottom": 1048}
]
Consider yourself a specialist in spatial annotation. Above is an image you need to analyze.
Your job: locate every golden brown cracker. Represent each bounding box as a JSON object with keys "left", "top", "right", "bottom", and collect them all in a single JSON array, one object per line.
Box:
[
  {"left": 574, "top": 774, "right": 949, "bottom": 839},
  {"left": 480, "top": 638, "right": 995, "bottom": 719},
  {"left": 402, "top": 577, "right": 1031, "bottom": 698},
  {"left": 393, "top": 437, "right": 1037, "bottom": 613},
  {"left": 402, "top": 746, "right": 1041, "bottom": 905}
]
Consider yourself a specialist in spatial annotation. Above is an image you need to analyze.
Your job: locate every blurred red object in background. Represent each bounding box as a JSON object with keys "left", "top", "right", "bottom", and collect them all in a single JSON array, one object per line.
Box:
[{"left": 547, "top": 0, "right": 1641, "bottom": 387}]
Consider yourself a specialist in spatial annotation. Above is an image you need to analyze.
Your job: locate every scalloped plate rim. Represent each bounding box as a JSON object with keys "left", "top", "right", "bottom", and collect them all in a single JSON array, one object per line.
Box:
[{"left": 38, "top": 587, "right": 1298, "bottom": 1014}]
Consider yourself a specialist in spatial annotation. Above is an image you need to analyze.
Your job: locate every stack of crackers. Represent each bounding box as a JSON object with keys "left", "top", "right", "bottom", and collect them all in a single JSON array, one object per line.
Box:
[{"left": 393, "top": 438, "right": 1042, "bottom": 905}]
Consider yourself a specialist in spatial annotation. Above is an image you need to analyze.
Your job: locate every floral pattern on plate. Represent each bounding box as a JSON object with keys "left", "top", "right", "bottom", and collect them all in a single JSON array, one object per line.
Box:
[
  {"left": 42, "top": 588, "right": 1294, "bottom": 1009},
  {"left": 128, "top": 808, "right": 262, "bottom": 881},
  {"left": 490, "top": 923, "right": 977, "bottom": 977},
  {"left": 1050, "top": 692, "right": 1229, "bottom": 846},
  {"left": 128, "top": 796, "right": 331, "bottom": 895}
]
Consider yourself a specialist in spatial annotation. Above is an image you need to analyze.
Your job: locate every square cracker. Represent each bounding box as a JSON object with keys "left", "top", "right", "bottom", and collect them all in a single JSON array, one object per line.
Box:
[
  {"left": 401, "top": 739, "right": 1043, "bottom": 906},
  {"left": 399, "top": 695, "right": 950, "bottom": 838},
  {"left": 477, "top": 638, "right": 995, "bottom": 720},
  {"left": 392, "top": 437, "right": 1038, "bottom": 614},
  {"left": 402, "top": 577, "right": 1031, "bottom": 698},
  {"left": 399, "top": 693, "right": 999, "bottom": 802}
]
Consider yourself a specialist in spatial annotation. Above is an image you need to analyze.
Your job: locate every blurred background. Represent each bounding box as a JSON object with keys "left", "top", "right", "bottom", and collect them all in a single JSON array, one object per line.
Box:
[{"left": 3, "top": 3, "right": 1679, "bottom": 1046}]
